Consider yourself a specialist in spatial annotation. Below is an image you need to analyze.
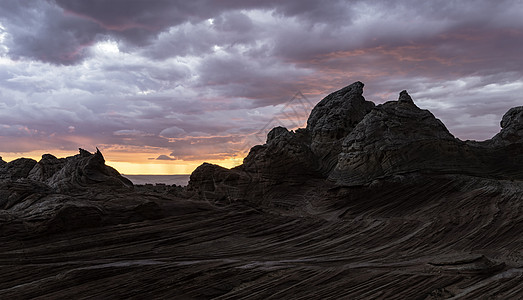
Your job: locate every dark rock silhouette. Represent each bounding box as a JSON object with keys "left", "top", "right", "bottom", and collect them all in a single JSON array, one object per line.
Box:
[
  {"left": 0, "top": 158, "right": 37, "bottom": 181},
  {"left": 491, "top": 105, "right": 523, "bottom": 145},
  {"left": 332, "top": 92, "right": 523, "bottom": 185},
  {"left": 188, "top": 83, "right": 523, "bottom": 200},
  {"left": 398, "top": 89, "right": 414, "bottom": 104},
  {"left": 0, "top": 148, "right": 159, "bottom": 235},
  {"left": 45, "top": 148, "right": 133, "bottom": 192},
  {"left": 331, "top": 91, "right": 458, "bottom": 185},
  {"left": 1, "top": 82, "right": 522, "bottom": 299},
  {"left": 306, "top": 81, "right": 374, "bottom": 174}
]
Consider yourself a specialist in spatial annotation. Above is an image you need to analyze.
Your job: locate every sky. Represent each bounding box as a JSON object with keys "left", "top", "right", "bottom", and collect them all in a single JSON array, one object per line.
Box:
[{"left": 0, "top": 0, "right": 522, "bottom": 174}]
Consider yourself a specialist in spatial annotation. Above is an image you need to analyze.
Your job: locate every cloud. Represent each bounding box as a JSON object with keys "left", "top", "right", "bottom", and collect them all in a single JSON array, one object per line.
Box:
[
  {"left": 159, "top": 126, "right": 186, "bottom": 138},
  {"left": 0, "top": 0, "right": 522, "bottom": 165},
  {"left": 113, "top": 129, "right": 152, "bottom": 137},
  {"left": 156, "top": 154, "right": 176, "bottom": 161},
  {"left": 0, "top": 0, "right": 103, "bottom": 64}
]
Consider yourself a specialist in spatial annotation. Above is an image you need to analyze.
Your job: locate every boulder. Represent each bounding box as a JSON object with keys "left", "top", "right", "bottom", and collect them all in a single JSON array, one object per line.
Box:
[
  {"left": 47, "top": 148, "right": 133, "bottom": 192},
  {"left": 28, "top": 154, "right": 66, "bottom": 182},
  {"left": 491, "top": 106, "right": 523, "bottom": 145},
  {"left": 0, "top": 158, "right": 37, "bottom": 181}
]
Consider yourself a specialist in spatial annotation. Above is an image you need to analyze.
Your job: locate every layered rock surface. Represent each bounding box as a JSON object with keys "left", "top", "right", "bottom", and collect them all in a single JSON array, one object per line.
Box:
[
  {"left": 331, "top": 94, "right": 523, "bottom": 185},
  {"left": 306, "top": 81, "right": 375, "bottom": 174},
  {"left": 0, "top": 149, "right": 160, "bottom": 235},
  {"left": 189, "top": 82, "right": 523, "bottom": 199}
]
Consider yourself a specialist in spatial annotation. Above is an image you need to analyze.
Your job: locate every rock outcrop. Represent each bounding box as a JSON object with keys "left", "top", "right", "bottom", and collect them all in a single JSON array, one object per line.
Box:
[
  {"left": 0, "top": 158, "right": 37, "bottom": 181},
  {"left": 45, "top": 148, "right": 133, "bottom": 192},
  {"left": 188, "top": 126, "right": 321, "bottom": 205},
  {"left": 332, "top": 91, "right": 458, "bottom": 185},
  {"left": 188, "top": 82, "right": 523, "bottom": 200},
  {"left": 306, "top": 81, "right": 375, "bottom": 174},
  {"left": 27, "top": 154, "right": 64, "bottom": 182},
  {"left": 0, "top": 149, "right": 160, "bottom": 235},
  {"left": 491, "top": 105, "right": 523, "bottom": 145},
  {"left": 331, "top": 93, "right": 523, "bottom": 185},
  {"left": 241, "top": 127, "right": 317, "bottom": 179}
]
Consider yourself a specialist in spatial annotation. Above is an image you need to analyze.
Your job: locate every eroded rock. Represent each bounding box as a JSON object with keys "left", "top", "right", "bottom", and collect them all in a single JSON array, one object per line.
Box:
[
  {"left": 491, "top": 105, "right": 523, "bottom": 145},
  {"left": 0, "top": 158, "right": 37, "bottom": 181},
  {"left": 48, "top": 148, "right": 133, "bottom": 192},
  {"left": 306, "top": 81, "right": 374, "bottom": 174},
  {"left": 188, "top": 83, "right": 523, "bottom": 202},
  {"left": 0, "top": 149, "right": 158, "bottom": 235},
  {"left": 330, "top": 91, "right": 461, "bottom": 185}
]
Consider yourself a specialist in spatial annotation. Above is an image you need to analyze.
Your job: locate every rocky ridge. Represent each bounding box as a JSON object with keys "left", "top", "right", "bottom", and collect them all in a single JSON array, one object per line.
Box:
[
  {"left": 0, "top": 148, "right": 160, "bottom": 235},
  {"left": 189, "top": 82, "right": 523, "bottom": 201}
]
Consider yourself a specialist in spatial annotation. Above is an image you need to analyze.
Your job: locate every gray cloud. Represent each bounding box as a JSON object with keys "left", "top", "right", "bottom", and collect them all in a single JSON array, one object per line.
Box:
[
  {"left": 156, "top": 154, "right": 176, "bottom": 161},
  {"left": 0, "top": 0, "right": 522, "bottom": 164},
  {"left": 0, "top": 0, "right": 103, "bottom": 64}
]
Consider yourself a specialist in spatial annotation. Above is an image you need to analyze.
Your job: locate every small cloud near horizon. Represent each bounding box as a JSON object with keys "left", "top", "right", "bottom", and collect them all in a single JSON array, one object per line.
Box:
[{"left": 156, "top": 154, "right": 177, "bottom": 161}]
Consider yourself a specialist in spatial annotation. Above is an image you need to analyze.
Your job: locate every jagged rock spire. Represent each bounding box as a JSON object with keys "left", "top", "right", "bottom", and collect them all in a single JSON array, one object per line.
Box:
[{"left": 398, "top": 90, "right": 414, "bottom": 104}]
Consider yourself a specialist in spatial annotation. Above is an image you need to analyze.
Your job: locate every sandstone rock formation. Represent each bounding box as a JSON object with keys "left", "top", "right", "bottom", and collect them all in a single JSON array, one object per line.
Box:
[
  {"left": 188, "top": 82, "right": 523, "bottom": 199},
  {"left": 306, "top": 81, "right": 374, "bottom": 174},
  {"left": 0, "top": 148, "right": 159, "bottom": 235},
  {"left": 331, "top": 92, "right": 458, "bottom": 185},
  {"left": 44, "top": 148, "right": 133, "bottom": 192},
  {"left": 491, "top": 105, "right": 523, "bottom": 145},
  {"left": 331, "top": 92, "right": 523, "bottom": 185},
  {"left": 0, "top": 158, "right": 37, "bottom": 181}
]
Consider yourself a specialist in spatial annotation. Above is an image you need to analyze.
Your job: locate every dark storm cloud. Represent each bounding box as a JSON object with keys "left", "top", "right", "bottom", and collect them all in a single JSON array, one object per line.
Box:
[
  {"left": 0, "top": 0, "right": 358, "bottom": 64},
  {"left": 0, "top": 0, "right": 104, "bottom": 64},
  {"left": 54, "top": 0, "right": 352, "bottom": 31},
  {"left": 1, "top": 0, "right": 521, "bottom": 64}
]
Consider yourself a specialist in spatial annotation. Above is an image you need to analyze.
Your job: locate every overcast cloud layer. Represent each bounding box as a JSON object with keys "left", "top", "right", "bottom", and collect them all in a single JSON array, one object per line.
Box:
[{"left": 0, "top": 0, "right": 522, "bottom": 167}]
